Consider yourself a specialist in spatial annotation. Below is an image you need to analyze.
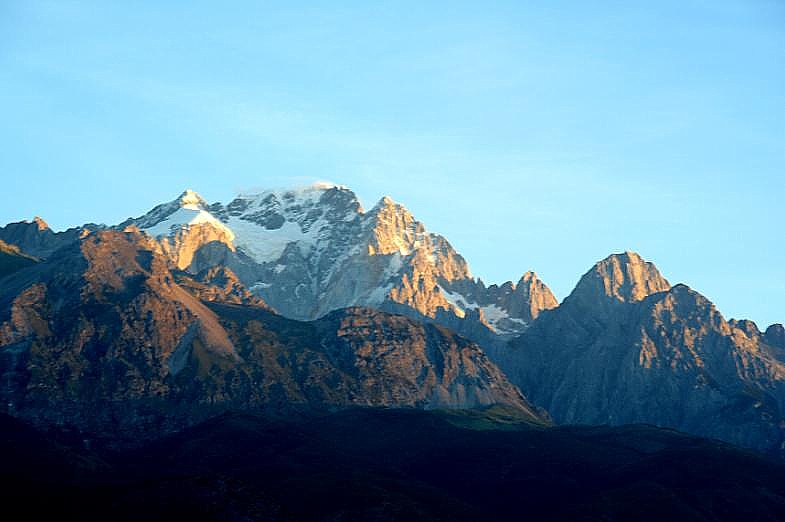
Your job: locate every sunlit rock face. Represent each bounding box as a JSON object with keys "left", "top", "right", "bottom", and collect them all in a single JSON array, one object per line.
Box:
[
  {"left": 570, "top": 251, "right": 671, "bottom": 306},
  {"left": 125, "top": 184, "right": 558, "bottom": 345},
  {"left": 0, "top": 230, "right": 539, "bottom": 440},
  {"left": 497, "top": 252, "right": 785, "bottom": 456}
]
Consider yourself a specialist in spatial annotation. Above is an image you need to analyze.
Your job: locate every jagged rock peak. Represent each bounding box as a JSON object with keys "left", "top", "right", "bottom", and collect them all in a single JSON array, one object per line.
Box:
[
  {"left": 764, "top": 324, "right": 785, "bottom": 349},
  {"left": 177, "top": 188, "right": 209, "bottom": 210},
  {"left": 225, "top": 183, "right": 364, "bottom": 227},
  {"left": 120, "top": 190, "right": 235, "bottom": 271},
  {"left": 571, "top": 251, "right": 671, "bottom": 304},
  {"left": 372, "top": 195, "right": 398, "bottom": 208},
  {"left": 235, "top": 182, "right": 354, "bottom": 203},
  {"left": 126, "top": 189, "right": 213, "bottom": 230},
  {"left": 368, "top": 195, "right": 415, "bottom": 223},
  {"left": 516, "top": 271, "right": 559, "bottom": 317},
  {"left": 135, "top": 190, "right": 231, "bottom": 238},
  {"left": 729, "top": 318, "right": 761, "bottom": 338},
  {"left": 365, "top": 195, "right": 424, "bottom": 257},
  {"left": 518, "top": 271, "right": 545, "bottom": 288},
  {"left": 31, "top": 216, "right": 50, "bottom": 231}
]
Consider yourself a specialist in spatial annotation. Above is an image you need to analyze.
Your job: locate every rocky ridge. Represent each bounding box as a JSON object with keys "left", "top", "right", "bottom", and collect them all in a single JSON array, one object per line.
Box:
[
  {"left": 496, "top": 252, "right": 785, "bottom": 456},
  {"left": 0, "top": 217, "right": 89, "bottom": 259},
  {"left": 4, "top": 186, "right": 783, "bottom": 457},
  {"left": 0, "top": 229, "right": 539, "bottom": 440}
]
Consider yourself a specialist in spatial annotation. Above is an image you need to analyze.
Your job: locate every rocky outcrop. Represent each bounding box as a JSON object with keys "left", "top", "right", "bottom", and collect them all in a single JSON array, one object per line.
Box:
[
  {"left": 0, "top": 230, "right": 540, "bottom": 440},
  {"left": 173, "top": 266, "right": 271, "bottom": 308},
  {"left": 496, "top": 252, "right": 785, "bottom": 456}
]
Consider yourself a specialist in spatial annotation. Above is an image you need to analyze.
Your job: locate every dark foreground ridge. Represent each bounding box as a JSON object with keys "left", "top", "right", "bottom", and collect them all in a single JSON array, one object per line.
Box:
[{"left": 3, "top": 407, "right": 785, "bottom": 522}]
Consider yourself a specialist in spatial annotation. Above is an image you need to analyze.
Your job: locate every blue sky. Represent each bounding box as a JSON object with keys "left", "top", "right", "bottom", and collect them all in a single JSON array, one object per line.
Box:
[{"left": 2, "top": 1, "right": 783, "bottom": 327}]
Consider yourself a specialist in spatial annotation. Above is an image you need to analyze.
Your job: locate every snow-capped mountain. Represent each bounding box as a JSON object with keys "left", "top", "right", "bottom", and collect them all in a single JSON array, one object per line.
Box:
[
  {"left": 123, "top": 183, "right": 558, "bottom": 341},
  {"left": 119, "top": 189, "right": 236, "bottom": 270},
  {"left": 4, "top": 187, "right": 785, "bottom": 457}
]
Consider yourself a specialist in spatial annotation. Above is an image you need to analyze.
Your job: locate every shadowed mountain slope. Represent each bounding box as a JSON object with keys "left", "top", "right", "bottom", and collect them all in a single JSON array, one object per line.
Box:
[
  {"left": 2, "top": 408, "right": 785, "bottom": 521},
  {"left": 0, "top": 239, "right": 38, "bottom": 278},
  {"left": 495, "top": 252, "right": 785, "bottom": 456}
]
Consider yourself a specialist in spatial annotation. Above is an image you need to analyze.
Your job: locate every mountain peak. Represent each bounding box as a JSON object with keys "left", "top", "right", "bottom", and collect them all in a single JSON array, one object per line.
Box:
[
  {"left": 310, "top": 181, "right": 347, "bottom": 191},
  {"left": 177, "top": 189, "right": 208, "bottom": 210},
  {"left": 369, "top": 196, "right": 416, "bottom": 222},
  {"left": 764, "top": 324, "right": 785, "bottom": 349},
  {"left": 115, "top": 184, "right": 551, "bottom": 344},
  {"left": 31, "top": 216, "right": 50, "bottom": 231},
  {"left": 570, "top": 251, "right": 670, "bottom": 305},
  {"left": 518, "top": 271, "right": 540, "bottom": 285},
  {"left": 371, "top": 195, "right": 400, "bottom": 211},
  {"left": 237, "top": 182, "right": 350, "bottom": 201},
  {"left": 507, "top": 271, "right": 559, "bottom": 321}
]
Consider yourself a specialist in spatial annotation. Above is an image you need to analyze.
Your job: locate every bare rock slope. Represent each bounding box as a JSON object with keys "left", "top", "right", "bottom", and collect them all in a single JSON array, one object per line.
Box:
[
  {"left": 0, "top": 229, "right": 540, "bottom": 440},
  {"left": 497, "top": 252, "right": 785, "bottom": 455}
]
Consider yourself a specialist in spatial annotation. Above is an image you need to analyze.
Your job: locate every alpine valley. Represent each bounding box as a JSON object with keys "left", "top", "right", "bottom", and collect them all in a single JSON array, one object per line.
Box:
[{"left": 1, "top": 183, "right": 784, "bottom": 521}]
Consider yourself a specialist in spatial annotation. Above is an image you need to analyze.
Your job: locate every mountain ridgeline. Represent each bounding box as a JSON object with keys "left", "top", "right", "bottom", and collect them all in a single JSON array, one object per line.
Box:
[
  {"left": 118, "top": 185, "right": 559, "bottom": 344},
  {"left": 0, "top": 229, "right": 538, "bottom": 441},
  {"left": 0, "top": 183, "right": 783, "bottom": 460},
  {"left": 495, "top": 252, "right": 785, "bottom": 455}
]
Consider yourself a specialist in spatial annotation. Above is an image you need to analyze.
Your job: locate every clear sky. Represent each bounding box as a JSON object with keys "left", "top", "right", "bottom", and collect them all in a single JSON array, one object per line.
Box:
[{"left": 2, "top": 1, "right": 783, "bottom": 327}]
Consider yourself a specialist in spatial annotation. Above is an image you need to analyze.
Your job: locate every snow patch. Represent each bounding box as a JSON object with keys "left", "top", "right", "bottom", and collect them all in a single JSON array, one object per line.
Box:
[
  {"left": 142, "top": 207, "right": 235, "bottom": 241},
  {"left": 229, "top": 218, "right": 314, "bottom": 264},
  {"left": 436, "top": 288, "right": 528, "bottom": 335},
  {"left": 383, "top": 253, "right": 404, "bottom": 279},
  {"left": 480, "top": 304, "right": 509, "bottom": 324},
  {"left": 480, "top": 305, "right": 529, "bottom": 335},
  {"left": 438, "top": 286, "right": 479, "bottom": 319}
]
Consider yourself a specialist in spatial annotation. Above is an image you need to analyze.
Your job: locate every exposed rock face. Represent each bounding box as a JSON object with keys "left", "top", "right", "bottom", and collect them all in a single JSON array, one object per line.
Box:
[
  {"left": 497, "top": 252, "right": 785, "bottom": 456},
  {"left": 448, "top": 271, "right": 559, "bottom": 325},
  {"left": 173, "top": 266, "right": 271, "bottom": 308},
  {"left": 569, "top": 251, "right": 670, "bottom": 306},
  {"left": 0, "top": 230, "right": 240, "bottom": 438},
  {"left": 221, "top": 305, "right": 534, "bottom": 414},
  {"left": 0, "top": 230, "right": 539, "bottom": 440},
  {"left": 124, "top": 185, "right": 558, "bottom": 345},
  {"left": 765, "top": 324, "right": 785, "bottom": 351},
  {"left": 0, "top": 217, "right": 86, "bottom": 259}
]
